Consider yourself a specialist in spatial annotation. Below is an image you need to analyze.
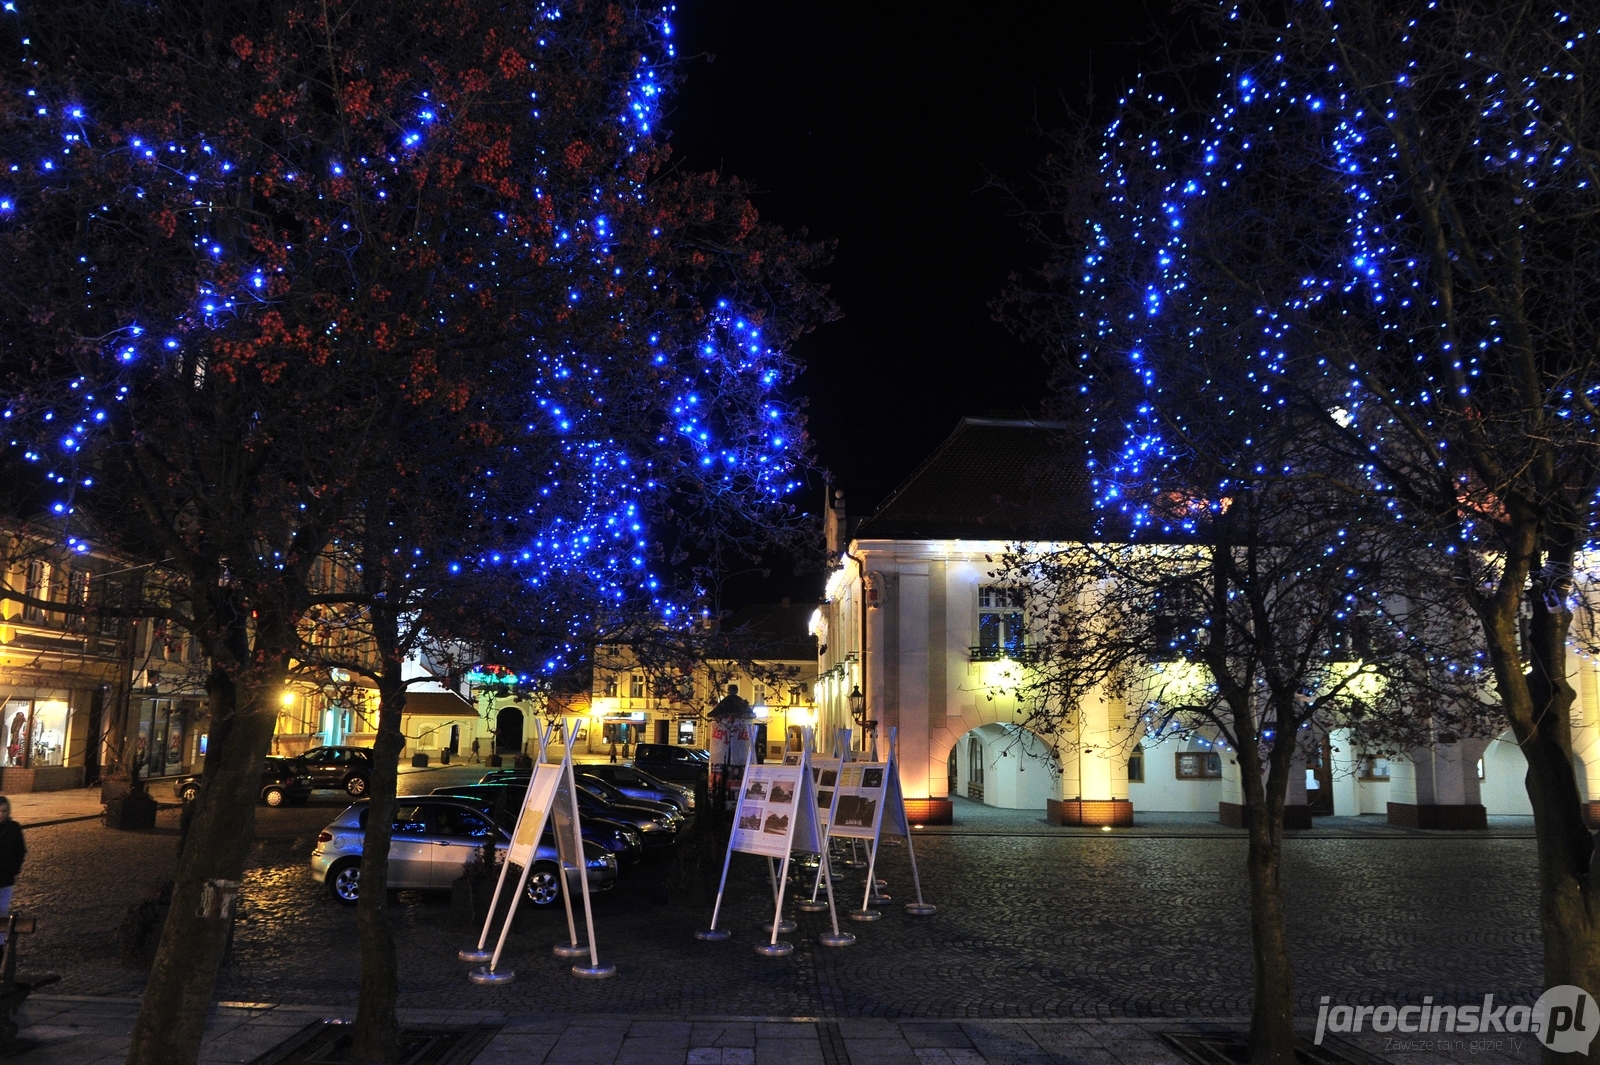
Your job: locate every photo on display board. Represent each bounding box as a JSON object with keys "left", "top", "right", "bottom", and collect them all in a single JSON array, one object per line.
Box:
[
  {"left": 739, "top": 809, "right": 764, "bottom": 831},
  {"left": 862, "top": 768, "right": 884, "bottom": 789},
  {"left": 835, "top": 795, "right": 877, "bottom": 828},
  {"left": 819, "top": 769, "right": 838, "bottom": 788},
  {"left": 816, "top": 789, "right": 834, "bottom": 809},
  {"left": 745, "top": 780, "right": 768, "bottom": 801},
  {"left": 762, "top": 811, "right": 790, "bottom": 835},
  {"left": 769, "top": 782, "right": 794, "bottom": 804}
]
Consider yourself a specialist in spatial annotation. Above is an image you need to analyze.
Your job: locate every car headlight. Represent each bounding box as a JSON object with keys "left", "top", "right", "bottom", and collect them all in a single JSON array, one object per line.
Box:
[{"left": 685, "top": 794, "right": 696, "bottom": 809}]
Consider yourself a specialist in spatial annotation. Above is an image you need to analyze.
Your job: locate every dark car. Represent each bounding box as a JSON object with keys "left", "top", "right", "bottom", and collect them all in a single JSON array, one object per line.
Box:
[
  {"left": 175, "top": 757, "right": 312, "bottom": 807},
  {"left": 576, "top": 773, "right": 680, "bottom": 819},
  {"left": 630, "top": 743, "right": 710, "bottom": 785},
  {"left": 580, "top": 764, "right": 695, "bottom": 813},
  {"left": 299, "top": 745, "right": 374, "bottom": 796},
  {"left": 432, "top": 783, "right": 644, "bottom": 863},
  {"left": 573, "top": 782, "right": 683, "bottom": 848}
]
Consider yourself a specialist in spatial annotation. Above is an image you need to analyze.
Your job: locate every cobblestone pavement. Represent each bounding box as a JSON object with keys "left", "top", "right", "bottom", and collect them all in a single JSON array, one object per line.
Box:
[{"left": 8, "top": 785, "right": 1541, "bottom": 1021}]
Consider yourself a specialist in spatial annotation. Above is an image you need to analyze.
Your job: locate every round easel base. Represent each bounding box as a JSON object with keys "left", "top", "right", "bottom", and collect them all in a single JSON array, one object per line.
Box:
[
  {"left": 469, "top": 968, "right": 514, "bottom": 985},
  {"left": 553, "top": 943, "right": 589, "bottom": 958},
  {"left": 762, "top": 920, "right": 798, "bottom": 935},
  {"left": 573, "top": 963, "right": 617, "bottom": 979},
  {"left": 867, "top": 895, "right": 893, "bottom": 907},
  {"left": 904, "top": 902, "right": 939, "bottom": 916},
  {"left": 754, "top": 940, "right": 794, "bottom": 957},
  {"left": 795, "top": 900, "right": 828, "bottom": 913},
  {"left": 457, "top": 949, "right": 493, "bottom": 963},
  {"left": 848, "top": 909, "right": 881, "bottom": 923},
  {"left": 818, "top": 932, "right": 856, "bottom": 947},
  {"left": 695, "top": 928, "right": 731, "bottom": 941}
]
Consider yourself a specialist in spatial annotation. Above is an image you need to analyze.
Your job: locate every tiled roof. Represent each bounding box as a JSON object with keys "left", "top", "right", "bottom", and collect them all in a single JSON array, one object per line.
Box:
[{"left": 852, "top": 418, "right": 1095, "bottom": 543}]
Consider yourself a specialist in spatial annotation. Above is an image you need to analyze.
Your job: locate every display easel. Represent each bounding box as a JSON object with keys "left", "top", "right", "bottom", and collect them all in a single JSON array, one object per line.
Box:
[
  {"left": 697, "top": 731, "right": 841, "bottom": 953},
  {"left": 460, "top": 718, "right": 614, "bottom": 982},
  {"left": 825, "top": 727, "right": 936, "bottom": 921}
]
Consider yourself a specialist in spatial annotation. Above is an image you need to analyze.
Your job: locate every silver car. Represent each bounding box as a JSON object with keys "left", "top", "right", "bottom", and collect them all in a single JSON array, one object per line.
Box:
[{"left": 310, "top": 796, "right": 617, "bottom": 907}]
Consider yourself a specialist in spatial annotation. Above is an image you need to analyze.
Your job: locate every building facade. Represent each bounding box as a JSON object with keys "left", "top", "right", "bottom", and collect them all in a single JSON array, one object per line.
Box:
[{"left": 817, "top": 418, "right": 1567, "bottom": 827}]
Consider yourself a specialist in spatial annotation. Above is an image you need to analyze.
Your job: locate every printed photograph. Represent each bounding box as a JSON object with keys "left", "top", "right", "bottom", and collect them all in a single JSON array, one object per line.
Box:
[
  {"left": 738, "top": 808, "right": 764, "bottom": 831},
  {"left": 745, "top": 780, "right": 768, "bottom": 801},
  {"left": 816, "top": 789, "right": 834, "bottom": 808},
  {"left": 769, "top": 781, "right": 794, "bottom": 804},
  {"left": 862, "top": 768, "right": 884, "bottom": 789},
  {"left": 835, "top": 795, "right": 878, "bottom": 828},
  {"left": 819, "top": 769, "right": 838, "bottom": 788},
  {"left": 763, "top": 812, "right": 790, "bottom": 835}
]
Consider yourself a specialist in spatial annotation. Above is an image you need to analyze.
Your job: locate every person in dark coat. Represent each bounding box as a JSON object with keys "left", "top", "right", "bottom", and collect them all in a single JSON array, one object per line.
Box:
[{"left": 0, "top": 797, "right": 24, "bottom": 945}]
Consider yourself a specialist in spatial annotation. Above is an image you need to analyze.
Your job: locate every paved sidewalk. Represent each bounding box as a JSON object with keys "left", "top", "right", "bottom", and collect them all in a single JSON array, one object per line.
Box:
[
  {"left": 16, "top": 996, "right": 1533, "bottom": 1065},
  {"left": 4, "top": 787, "right": 106, "bottom": 827}
]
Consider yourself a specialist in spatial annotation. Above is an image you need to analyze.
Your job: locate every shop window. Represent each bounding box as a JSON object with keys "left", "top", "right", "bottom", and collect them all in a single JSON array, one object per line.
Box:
[
  {"left": 1, "top": 703, "right": 28, "bottom": 766},
  {"left": 32, "top": 700, "right": 69, "bottom": 767},
  {"left": 1359, "top": 756, "right": 1391, "bottom": 781},
  {"left": 1128, "top": 750, "right": 1145, "bottom": 783},
  {"left": 1175, "top": 751, "right": 1223, "bottom": 779},
  {"left": 676, "top": 719, "right": 697, "bottom": 745}
]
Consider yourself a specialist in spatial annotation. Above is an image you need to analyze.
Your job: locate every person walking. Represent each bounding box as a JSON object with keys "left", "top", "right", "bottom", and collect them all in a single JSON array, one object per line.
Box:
[
  {"left": 0, "top": 797, "right": 24, "bottom": 945},
  {"left": 469, "top": 736, "right": 481, "bottom": 765}
]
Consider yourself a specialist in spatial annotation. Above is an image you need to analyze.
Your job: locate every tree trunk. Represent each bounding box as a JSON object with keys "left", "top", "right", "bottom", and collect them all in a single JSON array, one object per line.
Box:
[
  {"left": 351, "top": 664, "right": 407, "bottom": 1063},
  {"left": 1239, "top": 730, "right": 1297, "bottom": 1065},
  {"left": 125, "top": 668, "right": 279, "bottom": 1065}
]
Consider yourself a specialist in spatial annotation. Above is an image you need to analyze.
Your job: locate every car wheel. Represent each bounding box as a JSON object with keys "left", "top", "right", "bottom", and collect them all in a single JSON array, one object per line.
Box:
[
  {"left": 262, "top": 786, "right": 286, "bottom": 807},
  {"left": 179, "top": 784, "right": 200, "bottom": 804},
  {"left": 345, "top": 775, "right": 368, "bottom": 797},
  {"left": 329, "top": 860, "right": 361, "bottom": 904},
  {"left": 523, "top": 863, "right": 562, "bottom": 907}
]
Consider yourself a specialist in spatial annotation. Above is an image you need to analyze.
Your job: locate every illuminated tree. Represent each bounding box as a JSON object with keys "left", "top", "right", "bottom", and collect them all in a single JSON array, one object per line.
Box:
[
  {"left": 1001, "top": 0, "right": 1600, "bottom": 1057},
  {"left": 0, "top": 1, "right": 827, "bottom": 1061}
]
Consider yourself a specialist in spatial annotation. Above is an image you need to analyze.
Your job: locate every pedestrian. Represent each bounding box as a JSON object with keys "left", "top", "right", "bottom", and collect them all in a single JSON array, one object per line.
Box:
[
  {"left": 0, "top": 797, "right": 24, "bottom": 946},
  {"left": 609, "top": 740, "right": 618, "bottom": 764},
  {"left": 469, "top": 736, "right": 480, "bottom": 764}
]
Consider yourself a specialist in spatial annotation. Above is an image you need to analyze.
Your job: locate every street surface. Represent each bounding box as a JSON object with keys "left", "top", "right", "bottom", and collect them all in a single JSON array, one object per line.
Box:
[{"left": 8, "top": 777, "right": 1540, "bottom": 1020}]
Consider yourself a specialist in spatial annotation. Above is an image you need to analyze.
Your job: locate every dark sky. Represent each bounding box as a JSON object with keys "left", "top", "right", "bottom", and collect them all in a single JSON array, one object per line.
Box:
[{"left": 667, "top": 2, "right": 1159, "bottom": 604}]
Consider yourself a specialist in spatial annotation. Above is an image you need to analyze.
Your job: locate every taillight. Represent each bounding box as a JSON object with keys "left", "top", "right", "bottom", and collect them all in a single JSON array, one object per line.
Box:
[{"left": 317, "top": 831, "right": 333, "bottom": 843}]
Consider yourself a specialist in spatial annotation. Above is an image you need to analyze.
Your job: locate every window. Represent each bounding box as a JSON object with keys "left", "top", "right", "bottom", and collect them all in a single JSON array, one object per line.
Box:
[
  {"left": 754, "top": 684, "right": 766, "bottom": 705},
  {"left": 1175, "top": 752, "right": 1223, "bottom": 779},
  {"left": 976, "top": 586, "right": 1024, "bottom": 660},
  {"left": 1476, "top": 757, "right": 1486, "bottom": 781},
  {"left": 1150, "top": 582, "right": 1204, "bottom": 662},
  {"left": 65, "top": 569, "right": 88, "bottom": 630},
  {"left": 603, "top": 675, "right": 618, "bottom": 698},
  {"left": 390, "top": 804, "right": 429, "bottom": 836},
  {"left": 22, "top": 560, "right": 48, "bottom": 623},
  {"left": 438, "top": 806, "right": 496, "bottom": 839},
  {"left": 1359, "top": 756, "right": 1391, "bottom": 781},
  {"left": 629, "top": 675, "right": 645, "bottom": 700},
  {"left": 1128, "top": 751, "right": 1145, "bottom": 783},
  {"left": 677, "top": 720, "right": 696, "bottom": 745}
]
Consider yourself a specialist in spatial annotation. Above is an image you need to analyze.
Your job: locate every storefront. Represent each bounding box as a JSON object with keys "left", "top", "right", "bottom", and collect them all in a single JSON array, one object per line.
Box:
[{"left": 136, "top": 698, "right": 198, "bottom": 778}]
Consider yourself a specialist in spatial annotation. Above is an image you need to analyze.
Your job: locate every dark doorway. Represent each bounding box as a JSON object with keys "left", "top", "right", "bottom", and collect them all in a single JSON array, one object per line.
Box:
[
  {"left": 753, "top": 723, "right": 768, "bottom": 764},
  {"left": 948, "top": 745, "right": 958, "bottom": 797},
  {"left": 654, "top": 719, "right": 669, "bottom": 744},
  {"left": 448, "top": 724, "right": 460, "bottom": 753},
  {"left": 496, "top": 707, "right": 523, "bottom": 754}
]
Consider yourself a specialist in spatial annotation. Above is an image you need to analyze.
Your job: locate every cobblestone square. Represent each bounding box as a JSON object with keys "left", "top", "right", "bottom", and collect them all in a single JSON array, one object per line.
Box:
[{"left": 6, "top": 788, "right": 1542, "bottom": 1019}]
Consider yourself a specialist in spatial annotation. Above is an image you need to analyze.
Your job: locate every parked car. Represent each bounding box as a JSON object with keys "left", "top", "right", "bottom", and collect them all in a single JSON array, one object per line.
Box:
[
  {"left": 298, "top": 746, "right": 374, "bottom": 796},
  {"left": 576, "top": 773, "right": 680, "bottom": 819},
  {"left": 630, "top": 743, "right": 710, "bottom": 785},
  {"left": 430, "top": 783, "right": 643, "bottom": 863},
  {"left": 580, "top": 764, "right": 695, "bottom": 812},
  {"left": 310, "top": 796, "right": 618, "bottom": 906},
  {"left": 175, "top": 757, "right": 313, "bottom": 807},
  {"left": 573, "top": 782, "right": 684, "bottom": 848}
]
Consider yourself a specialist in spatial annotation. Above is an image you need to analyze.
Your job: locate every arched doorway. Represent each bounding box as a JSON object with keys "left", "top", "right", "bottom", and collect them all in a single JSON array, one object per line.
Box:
[
  {"left": 952, "top": 723, "right": 1058, "bottom": 810},
  {"left": 496, "top": 707, "right": 523, "bottom": 754}
]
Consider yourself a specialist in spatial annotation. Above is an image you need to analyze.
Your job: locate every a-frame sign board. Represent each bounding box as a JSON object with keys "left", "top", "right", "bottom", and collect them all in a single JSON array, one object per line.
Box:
[
  {"left": 827, "top": 727, "right": 937, "bottom": 920},
  {"left": 461, "top": 718, "right": 614, "bottom": 982},
  {"left": 697, "top": 733, "right": 841, "bottom": 954}
]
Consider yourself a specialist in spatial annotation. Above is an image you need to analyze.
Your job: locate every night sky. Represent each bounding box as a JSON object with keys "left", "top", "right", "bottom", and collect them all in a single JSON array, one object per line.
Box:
[{"left": 668, "top": 2, "right": 1160, "bottom": 603}]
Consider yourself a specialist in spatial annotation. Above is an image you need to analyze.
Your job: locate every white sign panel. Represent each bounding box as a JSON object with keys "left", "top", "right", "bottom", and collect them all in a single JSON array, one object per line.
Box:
[
  {"left": 731, "top": 763, "right": 805, "bottom": 858},
  {"left": 828, "top": 761, "right": 888, "bottom": 839},
  {"left": 506, "top": 763, "right": 562, "bottom": 868}
]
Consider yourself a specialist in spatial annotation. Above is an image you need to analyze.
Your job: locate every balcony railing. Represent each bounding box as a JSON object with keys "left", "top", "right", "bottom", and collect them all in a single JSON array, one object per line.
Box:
[{"left": 968, "top": 644, "right": 1043, "bottom": 665}]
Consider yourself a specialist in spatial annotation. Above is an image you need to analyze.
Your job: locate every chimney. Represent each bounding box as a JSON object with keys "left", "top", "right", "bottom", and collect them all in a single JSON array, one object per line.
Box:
[{"left": 825, "top": 488, "right": 847, "bottom": 558}]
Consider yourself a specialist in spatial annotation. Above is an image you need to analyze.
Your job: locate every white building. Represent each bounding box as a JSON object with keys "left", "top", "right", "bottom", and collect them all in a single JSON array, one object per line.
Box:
[{"left": 816, "top": 417, "right": 1575, "bottom": 827}]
